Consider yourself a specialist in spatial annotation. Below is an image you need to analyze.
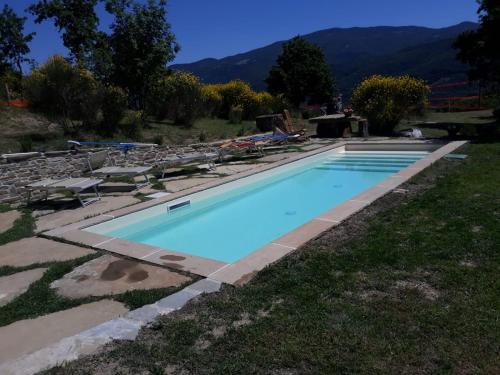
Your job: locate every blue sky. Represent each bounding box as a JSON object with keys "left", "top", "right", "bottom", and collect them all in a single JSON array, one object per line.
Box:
[{"left": 1, "top": 0, "right": 479, "bottom": 66}]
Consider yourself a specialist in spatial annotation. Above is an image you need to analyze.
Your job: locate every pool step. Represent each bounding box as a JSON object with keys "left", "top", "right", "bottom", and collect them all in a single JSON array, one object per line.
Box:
[
  {"left": 316, "top": 166, "right": 402, "bottom": 173},
  {"left": 329, "top": 156, "right": 421, "bottom": 162},
  {"left": 325, "top": 160, "right": 413, "bottom": 166},
  {"left": 324, "top": 161, "right": 412, "bottom": 168}
]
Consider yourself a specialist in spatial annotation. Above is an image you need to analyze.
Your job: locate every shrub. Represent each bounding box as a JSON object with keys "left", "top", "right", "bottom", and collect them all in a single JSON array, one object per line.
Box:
[
  {"left": 148, "top": 71, "right": 203, "bottom": 126},
  {"left": 152, "top": 135, "right": 164, "bottom": 145},
  {"left": 24, "top": 55, "right": 99, "bottom": 120},
  {"left": 494, "top": 106, "right": 500, "bottom": 123},
  {"left": 99, "top": 86, "right": 128, "bottom": 136},
  {"left": 19, "top": 135, "right": 33, "bottom": 152},
  {"left": 23, "top": 55, "right": 128, "bottom": 134},
  {"left": 214, "top": 80, "right": 253, "bottom": 119},
  {"left": 351, "top": 75, "right": 430, "bottom": 135},
  {"left": 228, "top": 105, "right": 243, "bottom": 124},
  {"left": 198, "top": 130, "right": 207, "bottom": 143},
  {"left": 0, "top": 69, "right": 22, "bottom": 101},
  {"left": 120, "top": 110, "right": 143, "bottom": 140},
  {"left": 201, "top": 85, "right": 222, "bottom": 117},
  {"left": 205, "top": 80, "right": 282, "bottom": 120}
]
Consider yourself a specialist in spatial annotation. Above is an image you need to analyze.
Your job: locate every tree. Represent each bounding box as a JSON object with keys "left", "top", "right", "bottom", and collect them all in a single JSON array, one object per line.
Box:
[
  {"left": 0, "top": 5, "right": 35, "bottom": 75},
  {"left": 351, "top": 75, "right": 429, "bottom": 135},
  {"left": 147, "top": 71, "right": 203, "bottom": 125},
  {"left": 28, "top": 0, "right": 100, "bottom": 65},
  {"left": 266, "top": 36, "right": 335, "bottom": 107},
  {"left": 454, "top": 0, "right": 500, "bottom": 86},
  {"left": 107, "top": 0, "right": 179, "bottom": 109}
]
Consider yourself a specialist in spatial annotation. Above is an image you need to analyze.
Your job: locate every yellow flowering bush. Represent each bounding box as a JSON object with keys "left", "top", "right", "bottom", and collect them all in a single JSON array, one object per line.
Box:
[
  {"left": 203, "top": 80, "right": 282, "bottom": 120},
  {"left": 351, "top": 75, "right": 430, "bottom": 135},
  {"left": 149, "top": 71, "right": 204, "bottom": 125},
  {"left": 201, "top": 84, "right": 223, "bottom": 117},
  {"left": 24, "top": 55, "right": 99, "bottom": 119}
]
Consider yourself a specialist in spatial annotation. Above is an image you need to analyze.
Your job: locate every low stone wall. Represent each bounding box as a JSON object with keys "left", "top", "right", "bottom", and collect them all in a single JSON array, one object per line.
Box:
[{"left": 0, "top": 145, "right": 204, "bottom": 204}]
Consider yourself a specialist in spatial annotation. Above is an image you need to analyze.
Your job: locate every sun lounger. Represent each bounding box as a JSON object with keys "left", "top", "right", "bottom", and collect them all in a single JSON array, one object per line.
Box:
[
  {"left": 278, "top": 110, "right": 307, "bottom": 138},
  {"left": 25, "top": 177, "right": 103, "bottom": 207},
  {"left": 248, "top": 133, "right": 299, "bottom": 143},
  {"left": 156, "top": 151, "right": 219, "bottom": 178},
  {"left": 87, "top": 150, "right": 152, "bottom": 189},
  {"left": 219, "top": 140, "right": 265, "bottom": 158}
]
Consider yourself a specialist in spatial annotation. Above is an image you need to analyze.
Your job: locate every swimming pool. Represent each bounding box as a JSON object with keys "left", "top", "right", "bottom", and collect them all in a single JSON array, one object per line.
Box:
[{"left": 85, "top": 150, "right": 428, "bottom": 263}]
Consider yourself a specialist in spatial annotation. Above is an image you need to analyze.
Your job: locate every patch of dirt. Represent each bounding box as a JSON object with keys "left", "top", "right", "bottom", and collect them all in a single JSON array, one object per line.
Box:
[
  {"left": 394, "top": 280, "right": 440, "bottom": 301},
  {"left": 460, "top": 260, "right": 478, "bottom": 268},
  {"left": 471, "top": 225, "right": 483, "bottom": 233},
  {"left": 358, "top": 290, "right": 393, "bottom": 302},
  {"left": 232, "top": 312, "right": 252, "bottom": 328}
]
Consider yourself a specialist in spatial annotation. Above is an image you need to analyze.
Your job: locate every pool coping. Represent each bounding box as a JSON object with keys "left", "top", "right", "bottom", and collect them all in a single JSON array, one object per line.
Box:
[{"left": 42, "top": 140, "right": 468, "bottom": 285}]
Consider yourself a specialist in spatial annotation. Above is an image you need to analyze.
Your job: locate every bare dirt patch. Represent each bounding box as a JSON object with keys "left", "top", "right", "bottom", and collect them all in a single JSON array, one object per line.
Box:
[{"left": 394, "top": 280, "right": 440, "bottom": 301}]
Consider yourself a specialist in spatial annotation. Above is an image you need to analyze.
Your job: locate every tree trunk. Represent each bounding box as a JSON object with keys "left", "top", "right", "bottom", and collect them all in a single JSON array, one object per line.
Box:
[{"left": 4, "top": 83, "right": 12, "bottom": 104}]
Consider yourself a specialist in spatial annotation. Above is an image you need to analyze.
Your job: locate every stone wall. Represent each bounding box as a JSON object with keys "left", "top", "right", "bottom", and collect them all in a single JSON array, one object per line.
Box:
[{"left": 0, "top": 145, "right": 197, "bottom": 204}]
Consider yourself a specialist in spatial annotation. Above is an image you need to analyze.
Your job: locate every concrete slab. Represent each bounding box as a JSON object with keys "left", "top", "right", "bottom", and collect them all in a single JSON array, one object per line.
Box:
[
  {"left": 214, "top": 164, "right": 258, "bottom": 175},
  {"left": 156, "top": 289, "right": 199, "bottom": 310},
  {"left": 301, "top": 143, "right": 325, "bottom": 151},
  {"left": 97, "top": 238, "right": 162, "bottom": 258},
  {"left": 273, "top": 219, "right": 336, "bottom": 249},
  {"left": 317, "top": 199, "right": 368, "bottom": 223},
  {"left": 258, "top": 152, "right": 300, "bottom": 163},
  {"left": 0, "top": 268, "right": 47, "bottom": 306},
  {"left": 164, "top": 177, "right": 221, "bottom": 193},
  {"left": 210, "top": 243, "right": 294, "bottom": 285},
  {"left": 142, "top": 249, "right": 228, "bottom": 277},
  {"left": 51, "top": 254, "right": 191, "bottom": 298},
  {"left": 36, "top": 196, "right": 140, "bottom": 233},
  {"left": 0, "top": 237, "right": 95, "bottom": 268},
  {"left": 0, "top": 210, "right": 22, "bottom": 233},
  {"left": 0, "top": 300, "right": 128, "bottom": 364}
]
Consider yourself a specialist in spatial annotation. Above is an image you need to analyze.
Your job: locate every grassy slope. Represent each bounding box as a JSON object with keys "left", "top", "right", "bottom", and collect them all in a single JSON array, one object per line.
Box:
[
  {"left": 0, "top": 107, "right": 261, "bottom": 153},
  {"left": 45, "top": 143, "right": 500, "bottom": 374}
]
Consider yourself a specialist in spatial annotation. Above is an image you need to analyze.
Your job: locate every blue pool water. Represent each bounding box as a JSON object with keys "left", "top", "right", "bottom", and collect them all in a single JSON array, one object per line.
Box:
[{"left": 86, "top": 151, "right": 427, "bottom": 263}]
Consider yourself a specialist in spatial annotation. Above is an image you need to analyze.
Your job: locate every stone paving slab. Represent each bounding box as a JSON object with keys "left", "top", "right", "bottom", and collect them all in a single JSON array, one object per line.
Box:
[
  {"left": 51, "top": 254, "right": 191, "bottom": 298},
  {"left": 0, "top": 300, "right": 128, "bottom": 364},
  {"left": 164, "top": 176, "right": 221, "bottom": 193},
  {"left": 0, "top": 210, "right": 22, "bottom": 233},
  {"left": 0, "top": 237, "right": 95, "bottom": 268},
  {"left": 0, "top": 278, "right": 222, "bottom": 375},
  {"left": 215, "top": 164, "right": 258, "bottom": 175},
  {"left": 0, "top": 268, "right": 47, "bottom": 306},
  {"left": 36, "top": 196, "right": 140, "bottom": 233},
  {"left": 258, "top": 152, "right": 300, "bottom": 163}
]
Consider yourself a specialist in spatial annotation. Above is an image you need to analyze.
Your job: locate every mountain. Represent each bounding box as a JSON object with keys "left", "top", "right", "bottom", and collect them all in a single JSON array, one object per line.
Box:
[{"left": 171, "top": 22, "right": 477, "bottom": 95}]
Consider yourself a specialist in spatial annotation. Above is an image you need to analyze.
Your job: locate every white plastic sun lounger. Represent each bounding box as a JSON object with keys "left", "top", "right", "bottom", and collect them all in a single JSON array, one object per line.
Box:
[
  {"left": 87, "top": 150, "right": 152, "bottom": 189},
  {"left": 156, "top": 151, "right": 219, "bottom": 178},
  {"left": 25, "top": 177, "right": 103, "bottom": 207}
]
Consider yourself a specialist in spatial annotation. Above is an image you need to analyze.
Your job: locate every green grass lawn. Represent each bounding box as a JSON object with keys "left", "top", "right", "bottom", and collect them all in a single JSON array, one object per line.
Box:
[
  {"left": 398, "top": 109, "right": 497, "bottom": 138},
  {"left": 44, "top": 142, "right": 500, "bottom": 374},
  {"left": 0, "top": 206, "right": 34, "bottom": 246}
]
